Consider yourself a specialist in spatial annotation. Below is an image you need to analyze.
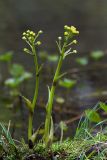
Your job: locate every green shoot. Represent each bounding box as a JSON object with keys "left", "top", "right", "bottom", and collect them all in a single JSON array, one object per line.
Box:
[
  {"left": 22, "top": 29, "right": 43, "bottom": 144},
  {"left": 43, "top": 25, "right": 79, "bottom": 145}
]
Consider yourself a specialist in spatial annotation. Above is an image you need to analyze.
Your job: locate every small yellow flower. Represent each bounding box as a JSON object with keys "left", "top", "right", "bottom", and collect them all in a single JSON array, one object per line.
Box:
[
  {"left": 70, "top": 26, "right": 79, "bottom": 34},
  {"left": 64, "top": 32, "right": 68, "bottom": 36}
]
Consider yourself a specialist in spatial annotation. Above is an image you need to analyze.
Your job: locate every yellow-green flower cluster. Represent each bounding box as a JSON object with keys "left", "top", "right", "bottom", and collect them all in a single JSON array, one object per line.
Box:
[
  {"left": 64, "top": 25, "right": 79, "bottom": 35},
  {"left": 22, "top": 30, "right": 43, "bottom": 45},
  {"left": 22, "top": 30, "right": 36, "bottom": 43},
  {"left": 64, "top": 25, "right": 79, "bottom": 38}
]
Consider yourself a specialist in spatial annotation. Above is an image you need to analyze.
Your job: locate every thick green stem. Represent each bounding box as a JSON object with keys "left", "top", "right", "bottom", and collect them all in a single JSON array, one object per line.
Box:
[{"left": 44, "top": 55, "right": 63, "bottom": 143}]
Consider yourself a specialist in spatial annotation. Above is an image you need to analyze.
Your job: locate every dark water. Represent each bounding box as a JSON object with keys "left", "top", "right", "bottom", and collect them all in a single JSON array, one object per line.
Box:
[{"left": 0, "top": 0, "right": 107, "bottom": 139}]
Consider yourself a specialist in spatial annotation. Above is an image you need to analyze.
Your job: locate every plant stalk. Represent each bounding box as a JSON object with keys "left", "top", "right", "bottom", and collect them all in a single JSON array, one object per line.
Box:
[
  {"left": 28, "top": 111, "right": 33, "bottom": 139},
  {"left": 44, "top": 55, "right": 63, "bottom": 143},
  {"left": 28, "top": 45, "right": 39, "bottom": 141}
]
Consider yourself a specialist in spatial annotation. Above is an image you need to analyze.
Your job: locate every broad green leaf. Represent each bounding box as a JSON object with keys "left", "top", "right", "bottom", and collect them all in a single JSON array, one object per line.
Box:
[
  {"left": 10, "top": 64, "right": 24, "bottom": 77},
  {"left": 0, "top": 51, "right": 13, "bottom": 62},
  {"left": 76, "top": 57, "right": 88, "bottom": 66},
  {"left": 90, "top": 50, "right": 104, "bottom": 60},
  {"left": 85, "top": 109, "right": 101, "bottom": 123},
  {"left": 99, "top": 102, "right": 107, "bottom": 112},
  {"left": 59, "top": 78, "right": 76, "bottom": 89}
]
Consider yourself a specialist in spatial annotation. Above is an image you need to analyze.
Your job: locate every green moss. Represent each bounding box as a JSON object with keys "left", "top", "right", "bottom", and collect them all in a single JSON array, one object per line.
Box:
[{"left": 1, "top": 134, "right": 107, "bottom": 159}]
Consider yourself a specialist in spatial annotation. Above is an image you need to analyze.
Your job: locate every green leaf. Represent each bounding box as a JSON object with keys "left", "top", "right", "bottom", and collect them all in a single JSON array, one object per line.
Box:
[
  {"left": 0, "top": 123, "right": 15, "bottom": 146},
  {"left": 47, "top": 54, "right": 58, "bottom": 62},
  {"left": 0, "top": 51, "right": 13, "bottom": 62},
  {"left": 49, "top": 117, "right": 54, "bottom": 141},
  {"left": 5, "top": 78, "right": 21, "bottom": 88},
  {"left": 59, "top": 78, "right": 76, "bottom": 89},
  {"left": 10, "top": 64, "right": 24, "bottom": 77},
  {"left": 21, "top": 95, "right": 32, "bottom": 111},
  {"left": 76, "top": 57, "right": 88, "bottom": 66},
  {"left": 85, "top": 109, "right": 101, "bottom": 123},
  {"left": 5, "top": 72, "right": 32, "bottom": 88},
  {"left": 99, "top": 102, "right": 107, "bottom": 112},
  {"left": 19, "top": 72, "right": 32, "bottom": 81},
  {"left": 90, "top": 50, "right": 104, "bottom": 60}
]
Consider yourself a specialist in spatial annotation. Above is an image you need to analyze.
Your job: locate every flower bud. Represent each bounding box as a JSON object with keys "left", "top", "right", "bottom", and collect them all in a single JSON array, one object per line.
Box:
[
  {"left": 38, "top": 30, "right": 43, "bottom": 34},
  {"left": 72, "top": 40, "right": 77, "bottom": 44},
  {"left": 27, "top": 30, "right": 30, "bottom": 33},
  {"left": 64, "top": 25, "right": 68, "bottom": 29},
  {"left": 23, "top": 48, "right": 28, "bottom": 52},
  {"left": 30, "top": 31, "right": 34, "bottom": 35},
  {"left": 36, "top": 41, "right": 41, "bottom": 45},
  {"left": 58, "top": 37, "right": 62, "bottom": 40},
  {"left": 73, "top": 50, "right": 77, "bottom": 53},
  {"left": 64, "top": 32, "right": 68, "bottom": 36},
  {"left": 23, "top": 32, "right": 26, "bottom": 36},
  {"left": 22, "top": 36, "right": 26, "bottom": 40}
]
